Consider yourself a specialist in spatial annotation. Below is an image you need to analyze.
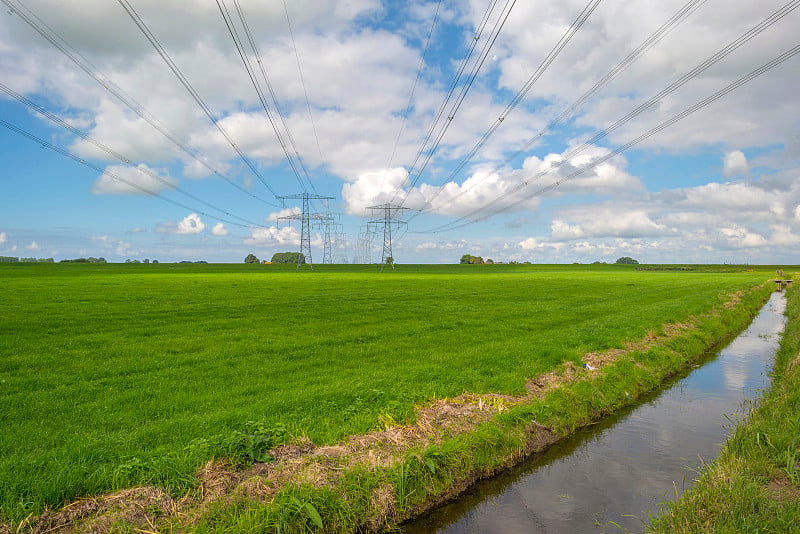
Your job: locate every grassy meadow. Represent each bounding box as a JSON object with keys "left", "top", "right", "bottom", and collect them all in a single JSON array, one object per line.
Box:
[{"left": 0, "top": 262, "right": 774, "bottom": 523}]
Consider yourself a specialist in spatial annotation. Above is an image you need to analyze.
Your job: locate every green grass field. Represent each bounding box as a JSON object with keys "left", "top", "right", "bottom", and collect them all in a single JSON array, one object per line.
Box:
[{"left": 0, "top": 263, "right": 773, "bottom": 523}]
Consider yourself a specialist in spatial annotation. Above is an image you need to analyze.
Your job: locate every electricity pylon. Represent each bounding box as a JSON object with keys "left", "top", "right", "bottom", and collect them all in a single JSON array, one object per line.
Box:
[
  {"left": 312, "top": 212, "right": 335, "bottom": 265},
  {"left": 367, "top": 203, "right": 408, "bottom": 271},
  {"left": 277, "top": 192, "right": 334, "bottom": 270},
  {"left": 356, "top": 230, "right": 372, "bottom": 264}
]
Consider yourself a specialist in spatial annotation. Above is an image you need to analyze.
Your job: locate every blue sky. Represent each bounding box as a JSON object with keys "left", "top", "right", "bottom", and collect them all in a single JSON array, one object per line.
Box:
[{"left": 1, "top": 0, "right": 799, "bottom": 264}]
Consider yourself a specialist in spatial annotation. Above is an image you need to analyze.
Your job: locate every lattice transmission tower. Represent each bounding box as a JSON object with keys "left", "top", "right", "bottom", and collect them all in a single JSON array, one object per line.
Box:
[
  {"left": 367, "top": 203, "right": 408, "bottom": 271},
  {"left": 277, "top": 192, "right": 334, "bottom": 270}
]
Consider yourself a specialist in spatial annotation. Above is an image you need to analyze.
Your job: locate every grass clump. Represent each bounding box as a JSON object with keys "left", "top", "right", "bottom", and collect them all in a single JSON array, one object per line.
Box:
[{"left": 648, "top": 281, "right": 800, "bottom": 533}]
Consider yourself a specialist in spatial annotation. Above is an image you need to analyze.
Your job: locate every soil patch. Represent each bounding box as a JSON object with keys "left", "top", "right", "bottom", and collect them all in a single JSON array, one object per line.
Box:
[{"left": 765, "top": 476, "right": 800, "bottom": 503}]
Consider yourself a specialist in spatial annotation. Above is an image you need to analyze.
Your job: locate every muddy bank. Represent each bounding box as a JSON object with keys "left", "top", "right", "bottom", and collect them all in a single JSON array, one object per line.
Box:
[{"left": 5, "top": 283, "right": 774, "bottom": 533}]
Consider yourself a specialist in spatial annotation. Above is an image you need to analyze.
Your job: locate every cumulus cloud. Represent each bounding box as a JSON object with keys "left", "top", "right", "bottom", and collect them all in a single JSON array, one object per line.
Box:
[
  {"left": 723, "top": 150, "right": 748, "bottom": 177},
  {"left": 768, "top": 224, "right": 800, "bottom": 246},
  {"left": 156, "top": 213, "right": 206, "bottom": 234},
  {"left": 413, "top": 239, "right": 468, "bottom": 253},
  {"left": 720, "top": 225, "right": 767, "bottom": 248},
  {"left": 266, "top": 206, "right": 302, "bottom": 222},
  {"left": 176, "top": 214, "right": 206, "bottom": 234},
  {"left": 27, "top": 241, "right": 39, "bottom": 250},
  {"left": 211, "top": 222, "right": 229, "bottom": 236},
  {"left": 341, "top": 145, "right": 639, "bottom": 219},
  {"left": 0, "top": 232, "right": 6, "bottom": 245},
  {"left": 550, "top": 209, "right": 672, "bottom": 240},
  {"left": 91, "top": 164, "right": 178, "bottom": 195},
  {"left": 341, "top": 168, "right": 410, "bottom": 215},
  {"left": 243, "top": 226, "right": 300, "bottom": 246},
  {"left": 519, "top": 237, "right": 564, "bottom": 251}
]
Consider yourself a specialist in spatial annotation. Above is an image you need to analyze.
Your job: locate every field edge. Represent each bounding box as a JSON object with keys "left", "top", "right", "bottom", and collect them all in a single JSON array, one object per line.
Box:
[{"left": 5, "top": 280, "right": 776, "bottom": 533}]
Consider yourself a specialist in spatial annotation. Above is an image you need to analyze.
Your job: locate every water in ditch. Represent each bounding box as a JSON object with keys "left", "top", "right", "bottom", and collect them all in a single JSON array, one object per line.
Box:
[{"left": 404, "top": 291, "right": 786, "bottom": 534}]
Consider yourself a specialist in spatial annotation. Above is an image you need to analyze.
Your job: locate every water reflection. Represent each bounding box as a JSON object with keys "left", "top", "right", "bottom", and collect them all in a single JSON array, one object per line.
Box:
[{"left": 404, "top": 293, "right": 786, "bottom": 534}]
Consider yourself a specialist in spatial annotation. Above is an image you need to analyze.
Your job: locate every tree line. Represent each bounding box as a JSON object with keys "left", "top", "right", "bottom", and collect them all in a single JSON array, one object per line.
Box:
[{"left": 245, "top": 252, "right": 306, "bottom": 264}]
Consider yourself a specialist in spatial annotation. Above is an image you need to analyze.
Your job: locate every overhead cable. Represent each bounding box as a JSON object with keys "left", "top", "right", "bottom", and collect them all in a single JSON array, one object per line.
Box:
[
  {"left": 281, "top": 0, "right": 326, "bottom": 169},
  {"left": 117, "top": 0, "right": 283, "bottom": 200},
  {"left": 216, "top": 0, "right": 313, "bottom": 194},
  {"left": 1, "top": 0, "right": 279, "bottom": 208},
  {"left": 378, "top": 0, "right": 444, "bottom": 190},
  {"left": 0, "top": 82, "right": 267, "bottom": 228},
  {"left": 432, "top": 42, "right": 800, "bottom": 232},
  {"left": 424, "top": 0, "right": 800, "bottom": 231},
  {"left": 411, "top": 0, "right": 708, "bottom": 220},
  {"left": 233, "top": 0, "right": 317, "bottom": 195},
  {"left": 0, "top": 118, "right": 265, "bottom": 230},
  {"left": 390, "top": 0, "right": 516, "bottom": 203}
]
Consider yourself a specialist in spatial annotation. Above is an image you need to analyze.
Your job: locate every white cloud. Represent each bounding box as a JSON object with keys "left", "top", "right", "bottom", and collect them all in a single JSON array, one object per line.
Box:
[
  {"left": 91, "top": 164, "right": 178, "bottom": 195},
  {"left": 211, "top": 222, "right": 229, "bottom": 236},
  {"left": 723, "top": 150, "right": 748, "bottom": 177},
  {"left": 92, "top": 234, "right": 137, "bottom": 257},
  {"left": 720, "top": 225, "right": 767, "bottom": 248},
  {"left": 341, "top": 168, "right": 410, "bottom": 215},
  {"left": 769, "top": 224, "right": 800, "bottom": 246},
  {"left": 243, "top": 225, "right": 300, "bottom": 247},
  {"left": 550, "top": 209, "right": 672, "bottom": 240},
  {"left": 0, "top": 232, "right": 6, "bottom": 245},
  {"left": 27, "top": 241, "right": 39, "bottom": 251},
  {"left": 266, "top": 206, "right": 302, "bottom": 222},
  {"left": 519, "top": 237, "right": 564, "bottom": 251},
  {"left": 176, "top": 213, "right": 206, "bottom": 234},
  {"left": 413, "top": 239, "right": 468, "bottom": 253},
  {"left": 156, "top": 213, "right": 206, "bottom": 234}
]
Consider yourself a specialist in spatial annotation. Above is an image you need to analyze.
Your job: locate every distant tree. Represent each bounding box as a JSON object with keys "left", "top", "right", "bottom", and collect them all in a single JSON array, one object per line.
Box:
[
  {"left": 143, "top": 258, "right": 150, "bottom": 264},
  {"left": 486, "top": 258, "right": 494, "bottom": 264},
  {"left": 615, "top": 256, "right": 639, "bottom": 265},
  {"left": 459, "top": 254, "right": 485, "bottom": 265},
  {"left": 244, "top": 253, "right": 260, "bottom": 264},
  {"left": 385, "top": 256, "right": 394, "bottom": 266},
  {"left": 271, "top": 252, "right": 305, "bottom": 264},
  {"left": 0, "top": 256, "right": 19, "bottom": 262},
  {"left": 152, "top": 259, "right": 159, "bottom": 264}
]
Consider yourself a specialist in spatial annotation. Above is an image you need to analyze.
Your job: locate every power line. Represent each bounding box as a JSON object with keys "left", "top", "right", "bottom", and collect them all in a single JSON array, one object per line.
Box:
[
  {"left": 216, "top": 0, "right": 313, "bottom": 194},
  {"left": 427, "top": 42, "right": 800, "bottom": 233},
  {"left": 405, "top": 0, "right": 604, "bottom": 210},
  {"left": 233, "top": 0, "right": 318, "bottom": 196},
  {"left": 0, "top": 82, "right": 267, "bottom": 229},
  {"left": 391, "top": 0, "right": 517, "bottom": 204},
  {"left": 282, "top": 0, "right": 326, "bottom": 173},
  {"left": 0, "top": 118, "right": 264, "bottom": 230},
  {"left": 1, "top": 0, "right": 278, "bottom": 208},
  {"left": 117, "top": 0, "right": 282, "bottom": 201},
  {"left": 424, "top": 0, "right": 800, "bottom": 232},
  {"left": 378, "top": 0, "right": 444, "bottom": 191},
  {"left": 411, "top": 0, "right": 708, "bottom": 221}
]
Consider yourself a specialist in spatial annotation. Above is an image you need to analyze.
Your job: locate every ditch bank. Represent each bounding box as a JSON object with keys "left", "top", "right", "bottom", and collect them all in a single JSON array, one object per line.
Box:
[
  {"left": 4, "top": 282, "right": 775, "bottom": 534},
  {"left": 648, "top": 281, "right": 800, "bottom": 533}
]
